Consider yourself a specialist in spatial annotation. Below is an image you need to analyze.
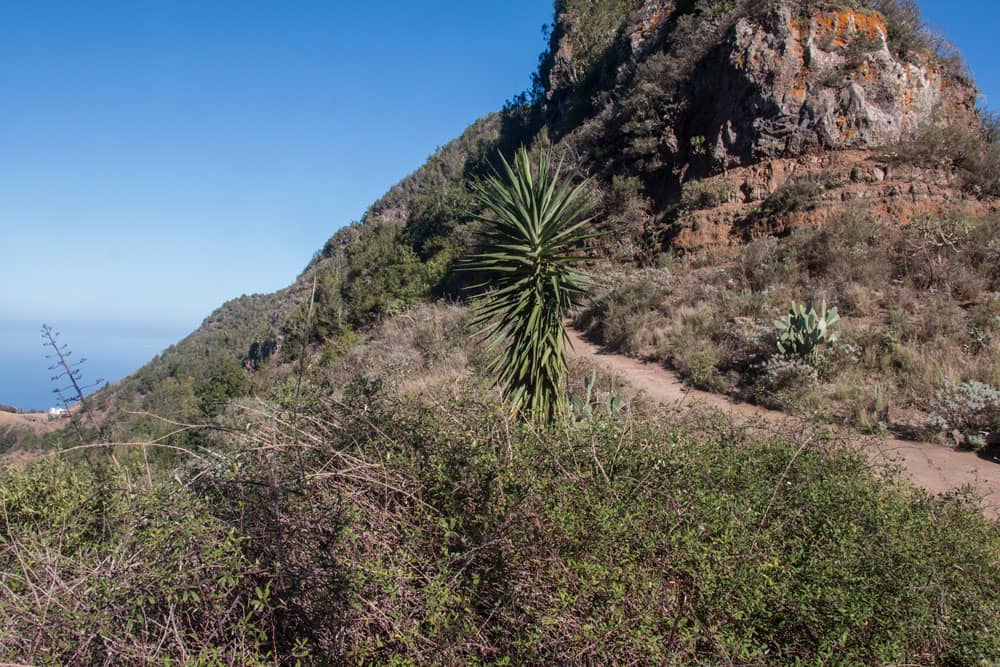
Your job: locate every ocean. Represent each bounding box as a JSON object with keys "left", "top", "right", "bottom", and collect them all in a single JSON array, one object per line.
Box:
[{"left": 0, "top": 320, "right": 191, "bottom": 412}]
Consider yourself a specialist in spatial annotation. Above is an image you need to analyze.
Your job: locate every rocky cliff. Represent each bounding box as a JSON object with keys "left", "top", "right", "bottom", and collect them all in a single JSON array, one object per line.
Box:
[{"left": 541, "top": 0, "right": 992, "bottom": 250}]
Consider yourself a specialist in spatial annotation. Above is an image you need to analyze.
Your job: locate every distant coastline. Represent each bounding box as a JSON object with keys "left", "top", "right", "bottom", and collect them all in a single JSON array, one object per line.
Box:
[{"left": 0, "top": 320, "right": 190, "bottom": 414}]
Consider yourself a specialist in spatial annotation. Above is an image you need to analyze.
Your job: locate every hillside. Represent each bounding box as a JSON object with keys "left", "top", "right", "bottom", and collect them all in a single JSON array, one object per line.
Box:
[
  {"left": 4, "top": 0, "right": 1000, "bottom": 663},
  {"left": 74, "top": 0, "right": 997, "bottom": 452}
]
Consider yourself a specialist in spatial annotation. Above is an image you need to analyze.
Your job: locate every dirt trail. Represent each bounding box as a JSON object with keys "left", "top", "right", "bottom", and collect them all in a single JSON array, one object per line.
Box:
[{"left": 567, "top": 327, "right": 1000, "bottom": 518}]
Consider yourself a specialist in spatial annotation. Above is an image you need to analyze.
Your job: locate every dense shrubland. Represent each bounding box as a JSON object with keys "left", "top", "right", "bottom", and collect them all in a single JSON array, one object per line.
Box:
[{"left": 3, "top": 305, "right": 1000, "bottom": 664}]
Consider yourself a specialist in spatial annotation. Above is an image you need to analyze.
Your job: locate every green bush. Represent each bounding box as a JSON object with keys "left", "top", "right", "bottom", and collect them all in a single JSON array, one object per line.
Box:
[
  {"left": 204, "top": 390, "right": 1000, "bottom": 664},
  {"left": 759, "top": 180, "right": 826, "bottom": 216},
  {"left": 0, "top": 459, "right": 270, "bottom": 664},
  {"left": 680, "top": 179, "right": 733, "bottom": 210},
  {"left": 5, "top": 373, "right": 1000, "bottom": 664},
  {"left": 193, "top": 356, "right": 249, "bottom": 416},
  {"left": 342, "top": 224, "right": 440, "bottom": 323}
]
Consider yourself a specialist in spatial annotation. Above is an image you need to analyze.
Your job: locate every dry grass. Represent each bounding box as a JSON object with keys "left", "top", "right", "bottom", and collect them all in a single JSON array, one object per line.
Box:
[{"left": 577, "top": 211, "right": 1000, "bottom": 438}]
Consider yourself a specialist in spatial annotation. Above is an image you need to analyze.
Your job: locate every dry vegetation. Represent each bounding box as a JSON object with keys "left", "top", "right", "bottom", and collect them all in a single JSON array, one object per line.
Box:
[
  {"left": 3, "top": 305, "right": 1000, "bottom": 665},
  {"left": 577, "top": 211, "right": 1000, "bottom": 443}
]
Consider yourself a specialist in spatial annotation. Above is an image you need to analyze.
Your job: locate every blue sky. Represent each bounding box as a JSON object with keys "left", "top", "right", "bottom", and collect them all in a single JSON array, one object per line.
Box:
[
  {"left": 0, "top": 2, "right": 554, "bottom": 331},
  {"left": 1, "top": 0, "right": 998, "bottom": 333}
]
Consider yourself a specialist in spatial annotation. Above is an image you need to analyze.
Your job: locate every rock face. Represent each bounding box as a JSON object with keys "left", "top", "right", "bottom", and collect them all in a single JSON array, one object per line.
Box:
[
  {"left": 710, "top": 6, "right": 977, "bottom": 162},
  {"left": 668, "top": 150, "right": 997, "bottom": 250},
  {"left": 542, "top": 0, "right": 986, "bottom": 251}
]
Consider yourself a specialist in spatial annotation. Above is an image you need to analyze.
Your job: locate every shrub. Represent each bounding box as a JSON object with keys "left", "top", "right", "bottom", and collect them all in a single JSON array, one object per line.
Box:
[
  {"left": 680, "top": 179, "right": 733, "bottom": 210},
  {"left": 575, "top": 268, "right": 673, "bottom": 354},
  {"left": 756, "top": 354, "right": 820, "bottom": 399},
  {"left": 894, "top": 124, "right": 1000, "bottom": 197},
  {"left": 193, "top": 356, "right": 249, "bottom": 416},
  {"left": 926, "top": 379, "right": 1000, "bottom": 449},
  {"left": 759, "top": 180, "right": 826, "bottom": 216},
  {"left": 6, "top": 369, "right": 1000, "bottom": 663},
  {"left": 342, "top": 224, "right": 440, "bottom": 323},
  {"left": 735, "top": 235, "right": 796, "bottom": 291},
  {"left": 870, "top": 0, "right": 925, "bottom": 59},
  {"left": 0, "top": 459, "right": 270, "bottom": 664},
  {"left": 204, "top": 392, "right": 1000, "bottom": 663},
  {"left": 980, "top": 107, "right": 1000, "bottom": 144},
  {"left": 599, "top": 175, "right": 654, "bottom": 261}
]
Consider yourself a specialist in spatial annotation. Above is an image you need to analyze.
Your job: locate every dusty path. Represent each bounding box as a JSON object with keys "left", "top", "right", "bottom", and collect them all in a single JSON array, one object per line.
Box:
[{"left": 567, "top": 327, "right": 1000, "bottom": 518}]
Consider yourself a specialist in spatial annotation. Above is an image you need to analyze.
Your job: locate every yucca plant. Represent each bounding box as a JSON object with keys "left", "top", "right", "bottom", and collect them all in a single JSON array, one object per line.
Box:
[{"left": 464, "top": 146, "right": 595, "bottom": 423}]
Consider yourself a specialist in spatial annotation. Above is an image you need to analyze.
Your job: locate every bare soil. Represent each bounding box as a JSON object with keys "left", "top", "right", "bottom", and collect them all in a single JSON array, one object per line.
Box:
[
  {"left": 0, "top": 410, "right": 63, "bottom": 433},
  {"left": 567, "top": 327, "right": 1000, "bottom": 518}
]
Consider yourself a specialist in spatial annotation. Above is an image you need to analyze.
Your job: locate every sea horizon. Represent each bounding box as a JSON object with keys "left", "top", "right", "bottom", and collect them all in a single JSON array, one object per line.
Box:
[{"left": 0, "top": 319, "right": 192, "bottom": 412}]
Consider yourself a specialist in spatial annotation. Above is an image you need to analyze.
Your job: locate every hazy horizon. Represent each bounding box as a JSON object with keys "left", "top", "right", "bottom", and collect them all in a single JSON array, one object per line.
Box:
[{"left": 0, "top": 319, "right": 192, "bottom": 411}]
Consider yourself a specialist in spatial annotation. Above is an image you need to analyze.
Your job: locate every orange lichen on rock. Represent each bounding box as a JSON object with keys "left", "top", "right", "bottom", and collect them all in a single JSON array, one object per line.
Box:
[
  {"left": 812, "top": 8, "right": 887, "bottom": 48},
  {"left": 628, "top": 5, "right": 668, "bottom": 50},
  {"left": 848, "top": 10, "right": 888, "bottom": 40},
  {"left": 835, "top": 113, "right": 856, "bottom": 140}
]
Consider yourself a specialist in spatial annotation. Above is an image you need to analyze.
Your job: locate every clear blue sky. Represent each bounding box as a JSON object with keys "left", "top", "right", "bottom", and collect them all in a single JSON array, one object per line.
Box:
[
  {"left": 0, "top": 1, "right": 554, "bottom": 331},
  {"left": 1, "top": 0, "right": 997, "bottom": 332}
]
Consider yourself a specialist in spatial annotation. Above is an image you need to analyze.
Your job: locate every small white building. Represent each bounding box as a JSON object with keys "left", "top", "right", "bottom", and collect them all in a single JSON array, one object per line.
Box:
[{"left": 48, "top": 406, "right": 68, "bottom": 418}]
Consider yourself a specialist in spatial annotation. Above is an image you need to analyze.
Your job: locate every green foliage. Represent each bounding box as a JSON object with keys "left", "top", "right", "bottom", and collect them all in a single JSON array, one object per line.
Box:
[
  {"left": 542, "top": 0, "right": 639, "bottom": 92},
  {"left": 173, "top": 392, "right": 1000, "bottom": 662},
  {"left": 404, "top": 183, "right": 477, "bottom": 261},
  {"left": 464, "top": 147, "right": 595, "bottom": 422},
  {"left": 759, "top": 180, "right": 826, "bottom": 216},
  {"left": 343, "top": 224, "right": 440, "bottom": 322},
  {"left": 567, "top": 369, "right": 624, "bottom": 422},
  {"left": 0, "top": 459, "right": 270, "bottom": 663},
  {"left": 193, "top": 356, "right": 249, "bottom": 416},
  {"left": 775, "top": 299, "right": 841, "bottom": 359},
  {"left": 0, "top": 425, "right": 42, "bottom": 455},
  {"left": 5, "top": 307, "right": 1000, "bottom": 663},
  {"left": 679, "top": 179, "right": 733, "bottom": 210}
]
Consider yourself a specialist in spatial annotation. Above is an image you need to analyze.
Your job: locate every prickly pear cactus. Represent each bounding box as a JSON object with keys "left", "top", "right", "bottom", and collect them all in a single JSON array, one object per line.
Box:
[{"left": 774, "top": 299, "right": 840, "bottom": 359}]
